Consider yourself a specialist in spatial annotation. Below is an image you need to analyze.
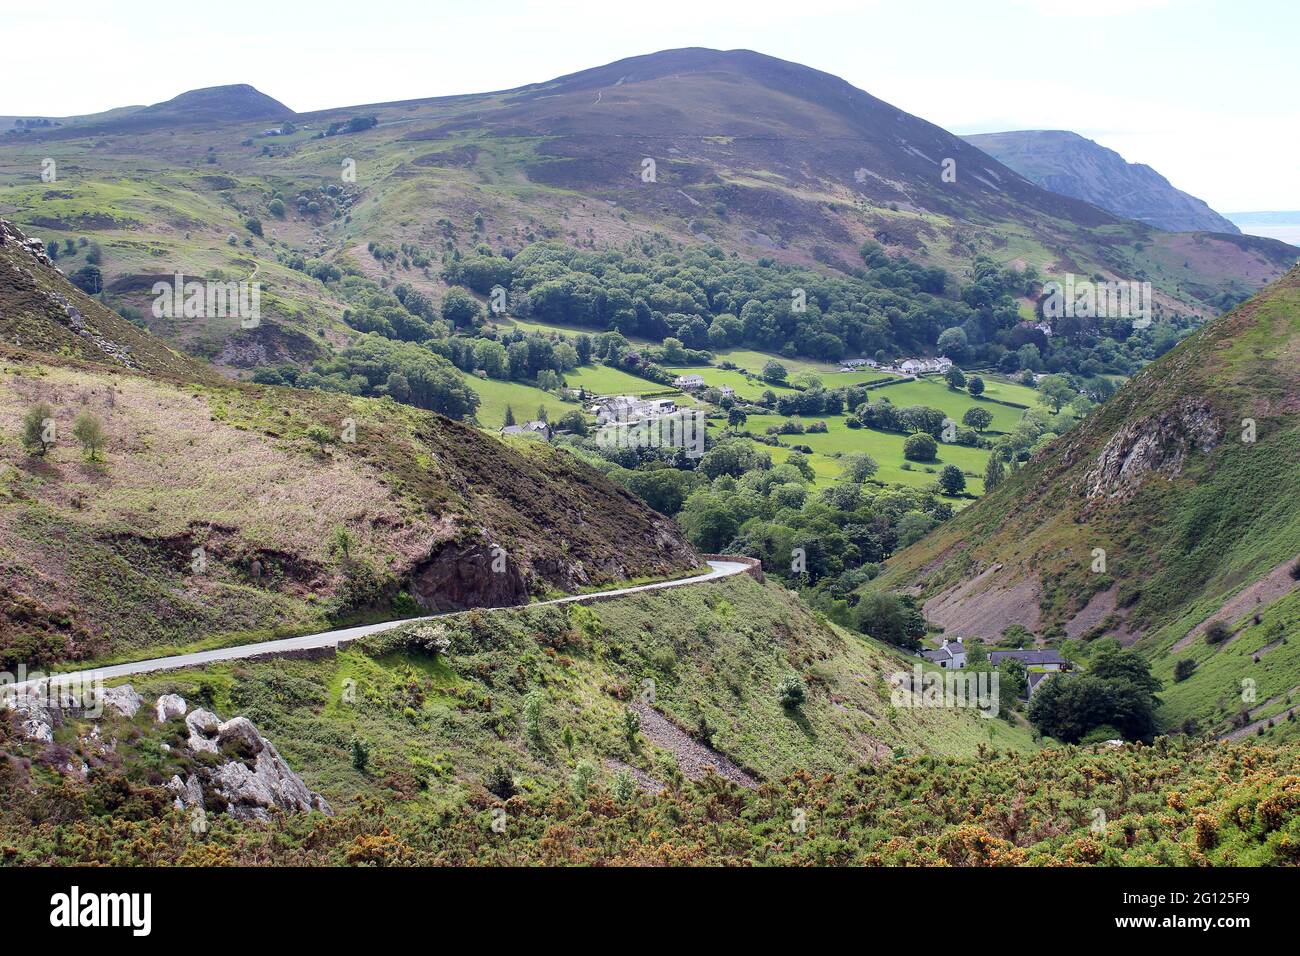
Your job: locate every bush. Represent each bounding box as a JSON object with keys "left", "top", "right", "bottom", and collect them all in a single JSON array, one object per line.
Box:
[
  {"left": 775, "top": 673, "right": 806, "bottom": 709},
  {"left": 1204, "top": 620, "right": 1231, "bottom": 645},
  {"left": 1174, "top": 658, "right": 1197, "bottom": 682}
]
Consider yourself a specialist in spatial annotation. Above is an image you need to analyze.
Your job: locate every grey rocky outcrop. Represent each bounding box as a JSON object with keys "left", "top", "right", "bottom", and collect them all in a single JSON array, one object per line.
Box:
[
  {"left": 1082, "top": 399, "right": 1221, "bottom": 499},
  {"left": 155, "top": 693, "right": 187, "bottom": 723},
  {"left": 102, "top": 685, "right": 144, "bottom": 718}
]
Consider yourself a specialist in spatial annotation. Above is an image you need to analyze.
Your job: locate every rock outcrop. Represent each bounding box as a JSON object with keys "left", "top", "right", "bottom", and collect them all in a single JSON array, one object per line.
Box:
[
  {"left": 3, "top": 685, "right": 330, "bottom": 820},
  {"left": 1082, "top": 399, "right": 1221, "bottom": 499}
]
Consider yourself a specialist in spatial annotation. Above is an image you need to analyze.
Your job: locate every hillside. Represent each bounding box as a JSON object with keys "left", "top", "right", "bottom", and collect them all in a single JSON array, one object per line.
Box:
[
  {"left": 0, "top": 220, "right": 699, "bottom": 668},
  {"left": 872, "top": 265, "right": 1300, "bottom": 736},
  {"left": 965, "top": 130, "right": 1241, "bottom": 234},
  {"left": 1, "top": 49, "right": 1296, "bottom": 370}
]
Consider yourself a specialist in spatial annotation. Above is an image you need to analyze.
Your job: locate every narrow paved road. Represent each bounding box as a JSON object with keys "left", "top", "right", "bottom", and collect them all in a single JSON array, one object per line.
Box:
[{"left": 14, "top": 561, "right": 749, "bottom": 690}]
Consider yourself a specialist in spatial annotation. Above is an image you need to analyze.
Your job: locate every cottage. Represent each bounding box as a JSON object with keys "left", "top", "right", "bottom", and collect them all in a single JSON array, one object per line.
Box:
[
  {"left": 988, "top": 649, "right": 1069, "bottom": 671},
  {"left": 500, "top": 420, "right": 552, "bottom": 441},
  {"left": 673, "top": 374, "right": 705, "bottom": 390},
  {"left": 921, "top": 637, "right": 966, "bottom": 669},
  {"left": 717, "top": 385, "right": 735, "bottom": 398}
]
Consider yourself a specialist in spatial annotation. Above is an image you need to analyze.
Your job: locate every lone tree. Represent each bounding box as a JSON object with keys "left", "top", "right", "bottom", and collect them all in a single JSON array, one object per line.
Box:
[
  {"left": 938, "top": 464, "right": 967, "bottom": 495},
  {"left": 71, "top": 411, "right": 106, "bottom": 461},
  {"left": 967, "top": 376, "right": 985, "bottom": 397},
  {"left": 944, "top": 366, "right": 967, "bottom": 390},
  {"left": 1038, "top": 374, "right": 1076, "bottom": 413},
  {"left": 840, "top": 452, "right": 879, "bottom": 483},
  {"left": 962, "top": 406, "right": 993, "bottom": 432},
  {"left": 21, "top": 402, "right": 56, "bottom": 456},
  {"left": 903, "top": 432, "right": 938, "bottom": 462},
  {"left": 984, "top": 454, "right": 1006, "bottom": 491},
  {"left": 503, "top": 405, "right": 516, "bottom": 427},
  {"left": 761, "top": 360, "right": 788, "bottom": 384}
]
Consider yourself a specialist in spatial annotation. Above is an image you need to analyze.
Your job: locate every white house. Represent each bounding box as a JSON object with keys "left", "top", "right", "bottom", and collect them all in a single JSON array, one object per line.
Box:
[
  {"left": 922, "top": 637, "right": 967, "bottom": 669},
  {"left": 717, "top": 385, "right": 735, "bottom": 398},
  {"left": 673, "top": 374, "right": 705, "bottom": 389}
]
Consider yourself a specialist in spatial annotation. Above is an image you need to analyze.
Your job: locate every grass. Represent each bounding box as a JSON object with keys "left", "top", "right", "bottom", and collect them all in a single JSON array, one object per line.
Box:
[
  {"left": 741, "top": 413, "right": 990, "bottom": 493},
  {"left": 866, "top": 375, "right": 1030, "bottom": 433},
  {"left": 464, "top": 375, "right": 577, "bottom": 428},
  {"left": 664, "top": 365, "right": 797, "bottom": 401}
]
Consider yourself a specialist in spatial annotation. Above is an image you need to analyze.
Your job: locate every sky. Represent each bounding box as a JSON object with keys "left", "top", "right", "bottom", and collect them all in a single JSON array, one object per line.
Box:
[{"left": 4, "top": 0, "right": 1297, "bottom": 212}]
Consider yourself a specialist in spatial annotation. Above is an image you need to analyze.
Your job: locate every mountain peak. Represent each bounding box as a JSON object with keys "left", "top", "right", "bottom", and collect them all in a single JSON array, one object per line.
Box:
[
  {"left": 965, "top": 129, "right": 1240, "bottom": 234},
  {"left": 139, "top": 83, "right": 293, "bottom": 122}
]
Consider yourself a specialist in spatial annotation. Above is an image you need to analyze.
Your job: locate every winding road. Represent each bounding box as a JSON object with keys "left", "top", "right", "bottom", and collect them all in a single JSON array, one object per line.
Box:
[{"left": 12, "top": 560, "right": 749, "bottom": 691}]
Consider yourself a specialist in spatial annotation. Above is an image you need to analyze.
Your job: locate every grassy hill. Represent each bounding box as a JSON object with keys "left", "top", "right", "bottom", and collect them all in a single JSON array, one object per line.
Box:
[
  {"left": 2, "top": 48, "right": 1295, "bottom": 374},
  {"left": 0, "top": 219, "right": 699, "bottom": 668},
  {"left": 871, "top": 265, "right": 1300, "bottom": 735}
]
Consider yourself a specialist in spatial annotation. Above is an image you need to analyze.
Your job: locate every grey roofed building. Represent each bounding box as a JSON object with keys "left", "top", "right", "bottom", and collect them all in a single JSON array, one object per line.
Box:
[
  {"left": 988, "top": 649, "right": 1068, "bottom": 669},
  {"left": 921, "top": 637, "right": 966, "bottom": 669}
]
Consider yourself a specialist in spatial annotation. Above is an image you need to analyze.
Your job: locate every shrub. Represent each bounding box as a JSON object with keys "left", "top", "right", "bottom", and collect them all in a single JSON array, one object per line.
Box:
[
  {"left": 1173, "top": 658, "right": 1197, "bottom": 682},
  {"left": 775, "top": 673, "right": 806, "bottom": 709},
  {"left": 71, "top": 411, "right": 106, "bottom": 460},
  {"left": 1204, "top": 620, "right": 1231, "bottom": 645}
]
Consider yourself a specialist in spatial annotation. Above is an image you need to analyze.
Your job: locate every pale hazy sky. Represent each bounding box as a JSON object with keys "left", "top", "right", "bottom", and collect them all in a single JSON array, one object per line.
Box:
[{"left": 4, "top": 0, "right": 1297, "bottom": 211}]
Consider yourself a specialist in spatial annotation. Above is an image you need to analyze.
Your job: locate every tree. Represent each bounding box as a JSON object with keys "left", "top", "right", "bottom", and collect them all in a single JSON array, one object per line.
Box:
[
  {"left": 1204, "top": 620, "right": 1231, "bottom": 645},
  {"left": 1174, "top": 658, "right": 1197, "bottom": 683},
  {"left": 903, "top": 432, "right": 938, "bottom": 462},
  {"left": 1038, "top": 375, "right": 1076, "bottom": 413},
  {"left": 775, "top": 673, "right": 806, "bottom": 709},
  {"left": 966, "top": 376, "right": 985, "bottom": 397},
  {"left": 999, "top": 657, "right": 1028, "bottom": 703},
  {"left": 938, "top": 464, "right": 966, "bottom": 495},
  {"left": 440, "top": 286, "right": 482, "bottom": 328},
  {"left": 852, "top": 592, "right": 925, "bottom": 651},
  {"left": 556, "top": 411, "right": 587, "bottom": 436},
  {"left": 350, "top": 737, "right": 370, "bottom": 774},
  {"left": 983, "top": 454, "right": 1006, "bottom": 491},
  {"left": 962, "top": 406, "right": 993, "bottom": 432},
  {"left": 535, "top": 404, "right": 548, "bottom": 423},
  {"left": 71, "top": 411, "right": 106, "bottom": 460},
  {"left": 503, "top": 405, "right": 516, "bottom": 427},
  {"left": 936, "top": 326, "right": 968, "bottom": 361},
  {"left": 944, "top": 367, "right": 967, "bottom": 390},
  {"left": 245, "top": 217, "right": 263, "bottom": 237},
  {"left": 305, "top": 424, "right": 333, "bottom": 453},
  {"left": 840, "top": 453, "right": 879, "bottom": 483},
  {"left": 21, "top": 402, "right": 56, "bottom": 456},
  {"left": 761, "top": 360, "right": 788, "bottom": 384},
  {"left": 727, "top": 407, "right": 748, "bottom": 428}
]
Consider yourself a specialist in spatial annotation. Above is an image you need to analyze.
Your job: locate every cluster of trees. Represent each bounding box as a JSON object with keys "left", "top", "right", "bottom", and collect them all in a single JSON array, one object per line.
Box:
[
  {"left": 453, "top": 239, "right": 952, "bottom": 361},
  {"left": 18, "top": 403, "right": 107, "bottom": 461},
  {"left": 1028, "top": 639, "right": 1162, "bottom": 743}
]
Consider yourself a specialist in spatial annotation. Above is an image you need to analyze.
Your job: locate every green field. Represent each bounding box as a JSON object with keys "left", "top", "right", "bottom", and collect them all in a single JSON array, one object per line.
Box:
[
  {"left": 665, "top": 365, "right": 797, "bottom": 401},
  {"left": 564, "top": 363, "right": 687, "bottom": 400},
  {"left": 867, "top": 376, "right": 1033, "bottom": 433},
  {"left": 742, "top": 413, "right": 990, "bottom": 493},
  {"left": 712, "top": 348, "right": 840, "bottom": 375},
  {"left": 465, "top": 375, "right": 577, "bottom": 428}
]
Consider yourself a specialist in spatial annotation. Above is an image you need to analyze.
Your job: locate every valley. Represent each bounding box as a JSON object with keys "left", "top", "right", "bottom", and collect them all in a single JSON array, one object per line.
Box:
[{"left": 1, "top": 17, "right": 1298, "bottom": 885}]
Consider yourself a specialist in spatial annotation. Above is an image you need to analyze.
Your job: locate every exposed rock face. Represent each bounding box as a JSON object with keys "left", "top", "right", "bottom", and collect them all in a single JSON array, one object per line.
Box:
[
  {"left": 185, "top": 708, "right": 220, "bottom": 753},
  {"left": 2, "top": 693, "right": 57, "bottom": 742},
  {"left": 155, "top": 693, "right": 187, "bottom": 723},
  {"left": 102, "top": 685, "right": 144, "bottom": 718},
  {"left": 964, "top": 130, "right": 1241, "bottom": 234},
  {"left": 182, "top": 715, "right": 332, "bottom": 819},
  {"left": 1082, "top": 399, "right": 1221, "bottom": 499},
  {"left": 408, "top": 535, "right": 531, "bottom": 612}
]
